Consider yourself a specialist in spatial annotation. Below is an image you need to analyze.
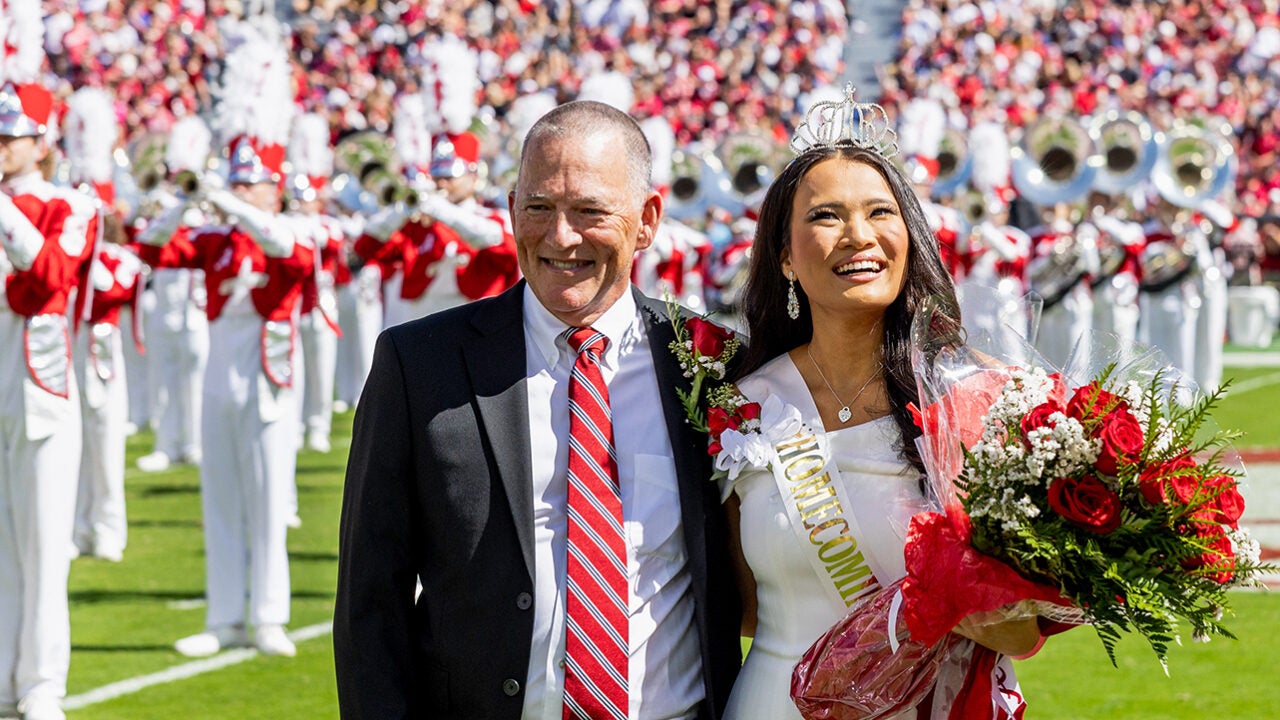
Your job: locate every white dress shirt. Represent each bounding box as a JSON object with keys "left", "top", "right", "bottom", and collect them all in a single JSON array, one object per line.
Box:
[{"left": 521, "top": 284, "right": 703, "bottom": 720}]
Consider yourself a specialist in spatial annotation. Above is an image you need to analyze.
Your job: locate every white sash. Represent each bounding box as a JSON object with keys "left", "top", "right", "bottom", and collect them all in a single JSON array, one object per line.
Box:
[{"left": 766, "top": 423, "right": 889, "bottom": 609}]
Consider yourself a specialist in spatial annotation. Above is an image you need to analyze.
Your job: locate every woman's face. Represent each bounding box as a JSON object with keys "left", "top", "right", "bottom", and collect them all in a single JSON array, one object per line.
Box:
[{"left": 782, "top": 158, "right": 910, "bottom": 322}]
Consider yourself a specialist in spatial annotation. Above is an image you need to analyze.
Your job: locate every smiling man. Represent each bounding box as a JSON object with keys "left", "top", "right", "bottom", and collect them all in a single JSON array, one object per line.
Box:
[{"left": 335, "top": 101, "right": 742, "bottom": 720}]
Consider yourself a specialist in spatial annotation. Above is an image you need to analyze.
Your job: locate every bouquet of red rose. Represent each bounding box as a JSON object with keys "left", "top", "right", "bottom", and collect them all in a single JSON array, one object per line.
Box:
[{"left": 899, "top": 298, "right": 1271, "bottom": 668}]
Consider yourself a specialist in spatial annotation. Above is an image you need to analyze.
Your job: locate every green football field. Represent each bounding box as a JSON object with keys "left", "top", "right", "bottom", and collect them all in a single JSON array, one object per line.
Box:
[{"left": 56, "top": 361, "right": 1280, "bottom": 718}]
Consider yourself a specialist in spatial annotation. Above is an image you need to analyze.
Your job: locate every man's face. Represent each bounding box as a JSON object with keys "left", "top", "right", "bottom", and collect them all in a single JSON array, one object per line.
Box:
[
  {"left": 231, "top": 181, "right": 282, "bottom": 213},
  {"left": 433, "top": 172, "right": 476, "bottom": 204},
  {"left": 0, "top": 135, "right": 43, "bottom": 179},
  {"left": 509, "top": 132, "right": 661, "bottom": 327}
]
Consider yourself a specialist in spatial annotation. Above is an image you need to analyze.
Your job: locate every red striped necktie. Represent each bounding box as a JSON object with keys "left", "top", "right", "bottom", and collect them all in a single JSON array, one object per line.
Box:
[{"left": 562, "top": 326, "right": 628, "bottom": 720}]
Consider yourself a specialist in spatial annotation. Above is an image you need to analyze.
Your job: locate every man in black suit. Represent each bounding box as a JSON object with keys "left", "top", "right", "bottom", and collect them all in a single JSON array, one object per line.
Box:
[{"left": 334, "top": 101, "right": 742, "bottom": 719}]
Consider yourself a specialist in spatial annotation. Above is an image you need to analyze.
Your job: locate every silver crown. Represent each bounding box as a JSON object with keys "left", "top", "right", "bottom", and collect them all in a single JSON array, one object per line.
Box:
[{"left": 789, "top": 83, "right": 898, "bottom": 159}]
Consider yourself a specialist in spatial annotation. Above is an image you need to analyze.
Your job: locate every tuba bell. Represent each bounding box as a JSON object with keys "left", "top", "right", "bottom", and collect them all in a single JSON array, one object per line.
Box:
[
  {"left": 1010, "top": 116, "right": 1100, "bottom": 207},
  {"left": 931, "top": 128, "right": 973, "bottom": 197},
  {"left": 1151, "top": 118, "right": 1235, "bottom": 209},
  {"left": 1089, "top": 110, "right": 1157, "bottom": 195},
  {"left": 666, "top": 147, "right": 738, "bottom": 222},
  {"left": 717, "top": 131, "right": 784, "bottom": 202}
]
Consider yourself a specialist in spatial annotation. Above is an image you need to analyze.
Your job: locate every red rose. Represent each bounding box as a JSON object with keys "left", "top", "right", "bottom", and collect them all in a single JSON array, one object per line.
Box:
[
  {"left": 1138, "top": 455, "right": 1197, "bottom": 505},
  {"left": 1048, "top": 475, "right": 1123, "bottom": 534},
  {"left": 707, "top": 406, "right": 736, "bottom": 437},
  {"left": 1066, "top": 382, "right": 1124, "bottom": 422},
  {"left": 737, "top": 401, "right": 761, "bottom": 422},
  {"left": 1094, "top": 407, "right": 1145, "bottom": 475},
  {"left": 1182, "top": 527, "right": 1235, "bottom": 584},
  {"left": 686, "top": 317, "right": 732, "bottom": 360},
  {"left": 1020, "top": 401, "right": 1061, "bottom": 439},
  {"left": 1206, "top": 475, "right": 1245, "bottom": 529}
]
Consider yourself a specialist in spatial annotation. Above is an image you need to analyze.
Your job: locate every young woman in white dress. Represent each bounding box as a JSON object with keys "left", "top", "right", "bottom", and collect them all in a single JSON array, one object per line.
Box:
[{"left": 720, "top": 108, "right": 1044, "bottom": 720}]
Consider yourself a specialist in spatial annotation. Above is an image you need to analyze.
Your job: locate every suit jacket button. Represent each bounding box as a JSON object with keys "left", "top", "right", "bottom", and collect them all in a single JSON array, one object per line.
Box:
[
  {"left": 516, "top": 592, "right": 532, "bottom": 610},
  {"left": 502, "top": 678, "right": 521, "bottom": 696}
]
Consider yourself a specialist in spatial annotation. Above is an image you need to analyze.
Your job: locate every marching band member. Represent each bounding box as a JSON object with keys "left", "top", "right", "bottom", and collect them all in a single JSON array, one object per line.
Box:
[
  {"left": 332, "top": 211, "right": 378, "bottom": 414},
  {"left": 138, "top": 28, "right": 307, "bottom": 659},
  {"left": 64, "top": 87, "right": 143, "bottom": 564},
  {"left": 134, "top": 116, "right": 213, "bottom": 473},
  {"left": 1190, "top": 200, "right": 1233, "bottom": 392},
  {"left": 634, "top": 115, "right": 712, "bottom": 312},
  {"left": 0, "top": 52, "right": 99, "bottom": 720},
  {"left": 287, "top": 113, "right": 343, "bottom": 455},
  {"left": 956, "top": 121, "right": 1031, "bottom": 355},
  {"left": 1137, "top": 199, "right": 1200, "bottom": 378},
  {"left": 354, "top": 129, "right": 518, "bottom": 326},
  {"left": 1091, "top": 207, "right": 1146, "bottom": 348},
  {"left": 1027, "top": 206, "right": 1099, "bottom": 373},
  {"left": 900, "top": 96, "right": 965, "bottom": 280}
]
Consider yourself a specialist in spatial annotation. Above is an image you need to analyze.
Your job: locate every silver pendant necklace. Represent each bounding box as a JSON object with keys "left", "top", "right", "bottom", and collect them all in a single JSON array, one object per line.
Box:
[{"left": 806, "top": 345, "right": 880, "bottom": 424}]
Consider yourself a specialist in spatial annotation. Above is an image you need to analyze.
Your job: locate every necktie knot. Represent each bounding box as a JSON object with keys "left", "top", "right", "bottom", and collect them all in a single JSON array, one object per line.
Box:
[{"left": 568, "top": 326, "right": 609, "bottom": 359}]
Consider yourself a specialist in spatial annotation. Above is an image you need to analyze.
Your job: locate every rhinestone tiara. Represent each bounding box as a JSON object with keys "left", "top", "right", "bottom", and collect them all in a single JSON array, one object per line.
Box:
[{"left": 789, "top": 83, "right": 899, "bottom": 159}]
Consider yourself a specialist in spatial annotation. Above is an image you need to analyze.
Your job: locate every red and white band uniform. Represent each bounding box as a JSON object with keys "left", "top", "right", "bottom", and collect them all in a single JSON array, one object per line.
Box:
[
  {"left": 956, "top": 219, "right": 1032, "bottom": 358},
  {"left": 72, "top": 239, "right": 144, "bottom": 562},
  {"left": 0, "top": 169, "right": 97, "bottom": 709},
  {"left": 1028, "top": 219, "right": 1098, "bottom": 373},
  {"left": 333, "top": 215, "right": 381, "bottom": 411},
  {"left": 355, "top": 193, "right": 518, "bottom": 329},
  {"left": 920, "top": 198, "right": 965, "bottom": 282},
  {"left": 1090, "top": 215, "right": 1146, "bottom": 348},
  {"left": 293, "top": 212, "right": 344, "bottom": 453},
  {"left": 138, "top": 188, "right": 312, "bottom": 640},
  {"left": 134, "top": 203, "right": 210, "bottom": 469},
  {"left": 633, "top": 218, "right": 711, "bottom": 314},
  {"left": 1137, "top": 222, "right": 1199, "bottom": 378}
]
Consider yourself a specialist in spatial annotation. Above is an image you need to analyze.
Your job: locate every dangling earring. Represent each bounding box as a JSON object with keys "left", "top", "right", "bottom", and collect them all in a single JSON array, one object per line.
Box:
[{"left": 786, "top": 271, "right": 800, "bottom": 320}]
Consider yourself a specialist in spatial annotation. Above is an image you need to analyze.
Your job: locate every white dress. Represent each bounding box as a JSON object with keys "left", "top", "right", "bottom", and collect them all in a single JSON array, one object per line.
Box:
[{"left": 721, "top": 354, "right": 1023, "bottom": 720}]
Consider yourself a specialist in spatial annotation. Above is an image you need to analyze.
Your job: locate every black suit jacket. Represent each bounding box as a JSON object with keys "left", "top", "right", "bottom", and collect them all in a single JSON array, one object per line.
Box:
[{"left": 334, "top": 282, "right": 742, "bottom": 719}]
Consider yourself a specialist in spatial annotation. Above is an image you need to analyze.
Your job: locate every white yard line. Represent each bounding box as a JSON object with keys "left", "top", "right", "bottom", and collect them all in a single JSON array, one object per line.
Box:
[
  {"left": 62, "top": 621, "right": 332, "bottom": 711},
  {"left": 1225, "top": 370, "right": 1280, "bottom": 395}
]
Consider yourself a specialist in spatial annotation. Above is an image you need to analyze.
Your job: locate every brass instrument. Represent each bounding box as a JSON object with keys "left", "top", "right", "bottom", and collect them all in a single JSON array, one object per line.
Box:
[
  {"left": 932, "top": 127, "right": 973, "bottom": 197},
  {"left": 958, "top": 188, "right": 988, "bottom": 225},
  {"left": 666, "top": 147, "right": 736, "bottom": 222},
  {"left": 1089, "top": 110, "right": 1157, "bottom": 195},
  {"left": 717, "top": 131, "right": 785, "bottom": 201},
  {"left": 1010, "top": 116, "right": 1100, "bottom": 207},
  {"left": 1029, "top": 232, "right": 1087, "bottom": 305},
  {"left": 1151, "top": 118, "right": 1234, "bottom": 209},
  {"left": 1138, "top": 237, "right": 1193, "bottom": 290}
]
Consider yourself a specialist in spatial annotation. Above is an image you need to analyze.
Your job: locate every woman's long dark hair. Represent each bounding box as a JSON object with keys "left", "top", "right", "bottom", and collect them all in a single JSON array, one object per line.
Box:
[{"left": 732, "top": 145, "right": 963, "bottom": 472}]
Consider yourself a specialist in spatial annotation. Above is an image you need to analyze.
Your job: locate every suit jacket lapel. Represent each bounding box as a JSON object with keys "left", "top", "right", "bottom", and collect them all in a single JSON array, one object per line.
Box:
[
  {"left": 464, "top": 282, "right": 536, "bottom": 580},
  {"left": 636, "top": 290, "right": 710, "bottom": 592}
]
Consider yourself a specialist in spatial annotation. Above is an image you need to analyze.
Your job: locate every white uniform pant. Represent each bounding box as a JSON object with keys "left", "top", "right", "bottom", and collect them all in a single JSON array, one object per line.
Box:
[
  {"left": 1035, "top": 282, "right": 1093, "bottom": 376},
  {"left": 0, "top": 312, "right": 80, "bottom": 704},
  {"left": 1092, "top": 274, "right": 1140, "bottom": 350},
  {"left": 298, "top": 309, "right": 337, "bottom": 443},
  {"left": 335, "top": 271, "right": 382, "bottom": 407},
  {"left": 200, "top": 312, "right": 295, "bottom": 629},
  {"left": 121, "top": 299, "right": 151, "bottom": 429},
  {"left": 1193, "top": 266, "right": 1228, "bottom": 393},
  {"left": 147, "top": 271, "right": 209, "bottom": 461},
  {"left": 73, "top": 326, "right": 128, "bottom": 557},
  {"left": 1139, "top": 281, "right": 1199, "bottom": 379}
]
